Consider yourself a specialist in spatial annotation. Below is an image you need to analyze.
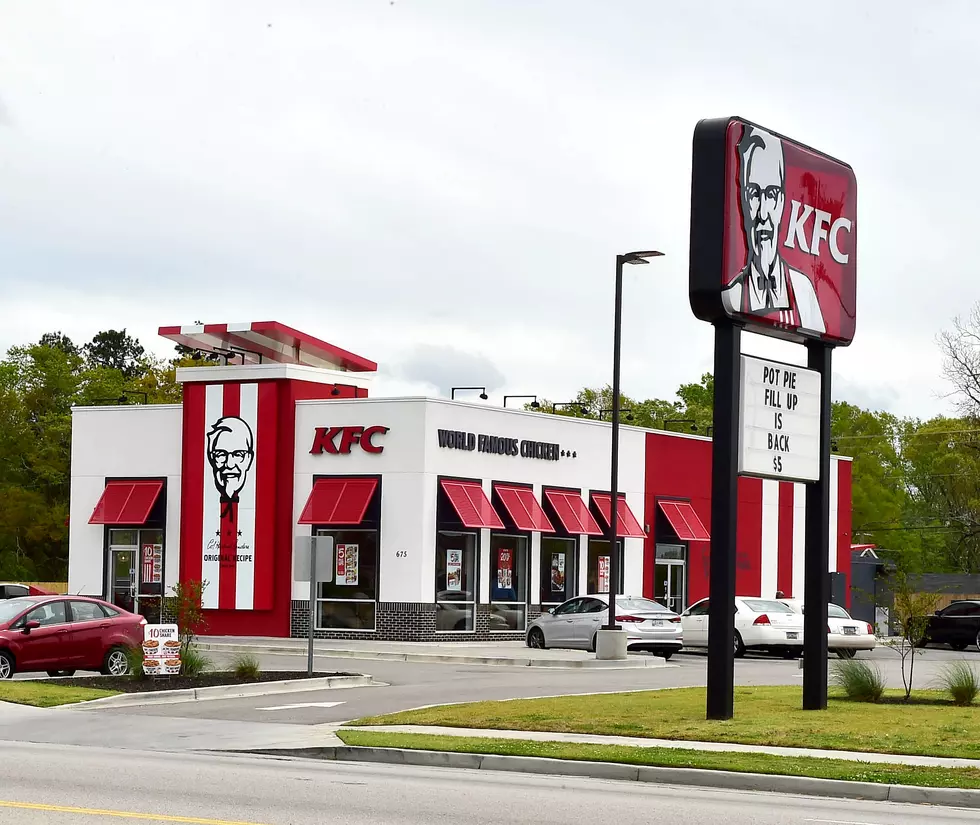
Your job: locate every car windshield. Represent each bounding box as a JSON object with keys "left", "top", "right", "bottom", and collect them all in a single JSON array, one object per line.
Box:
[
  {"left": 0, "top": 598, "right": 33, "bottom": 623},
  {"left": 742, "top": 599, "right": 794, "bottom": 614},
  {"left": 616, "top": 598, "right": 671, "bottom": 613},
  {"left": 828, "top": 604, "right": 849, "bottom": 619}
]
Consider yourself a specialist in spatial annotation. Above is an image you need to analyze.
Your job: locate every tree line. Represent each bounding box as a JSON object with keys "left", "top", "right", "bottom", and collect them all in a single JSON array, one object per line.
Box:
[{"left": 3, "top": 311, "right": 980, "bottom": 580}]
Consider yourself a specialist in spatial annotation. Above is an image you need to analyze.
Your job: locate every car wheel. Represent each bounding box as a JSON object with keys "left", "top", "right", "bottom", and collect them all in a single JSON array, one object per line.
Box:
[
  {"left": 46, "top": 670, "right": 77, "bottom": 677},
  {"left": 0, "top": 650, "right": 13, "bottom": 680},
  {"left": 101, "top": 646, "right": 130, "bottom": 676},
  {"left": 661, "top": 651, "right": 674, "bottom": 661},
  {"left": 527, "top": 628, "right": 546, "bottom": 649},
  {"left": 836, "top": 649, "right": 856, "bottom": 660},
  {"left": 951, "top": 642, "right": 968, "bottom": 652},
  {"left": 733, "top": 631, "right": 746, "bottom": 658},
  {"left": 589, "top": 633, "right": 597, "bottom": 653}
]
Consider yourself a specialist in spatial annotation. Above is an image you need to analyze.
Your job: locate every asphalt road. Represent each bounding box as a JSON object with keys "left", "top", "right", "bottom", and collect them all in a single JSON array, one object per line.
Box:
[
  {"left": 89, "top": 645, "right": 980, "bottom": 726},
  {"left": 1, "top": 741, "right": 975, "bottom": 825}
]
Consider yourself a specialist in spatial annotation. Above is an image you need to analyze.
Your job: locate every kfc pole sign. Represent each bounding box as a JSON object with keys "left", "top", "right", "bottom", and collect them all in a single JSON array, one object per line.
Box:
[
  {"left": 310, "top": 426, "right": 388, "bottom": 455},
  {"left": 689, "top": 117, "right": 857, "bottom": 346}
]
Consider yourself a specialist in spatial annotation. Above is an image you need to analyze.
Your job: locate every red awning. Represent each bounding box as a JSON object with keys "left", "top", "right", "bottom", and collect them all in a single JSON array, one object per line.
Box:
[
  {"left": 88, "top": 481, "right": 163, "bottom": 525},
  {"left": 440, "top": 480, "right": 504, "bottom": 529},
  {"left": 495, "top": 486, "right": 555, "bottom": 533},
  {"left": 658, "top": 500, "right": 710, "bottom": 542},
  {"left": 543, "top": 490, "right": 603, "bottom": 536},
  {"left": 591, "top": 493, "right": 646, "bottom": 539},
  {"left": 298, "top": 478, "right": 378, "bottom": 525}
]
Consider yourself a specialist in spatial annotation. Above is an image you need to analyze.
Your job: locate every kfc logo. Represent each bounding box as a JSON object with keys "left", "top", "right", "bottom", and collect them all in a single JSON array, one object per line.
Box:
[
  {"left": 689, "top": 117, "right": 857, "bottom": 347},
  {"left": 207, "top": 416, "right": 254, "bottom": 502},
  {"left": 310, "top": 425, "right": 388, "bottom": 455}
]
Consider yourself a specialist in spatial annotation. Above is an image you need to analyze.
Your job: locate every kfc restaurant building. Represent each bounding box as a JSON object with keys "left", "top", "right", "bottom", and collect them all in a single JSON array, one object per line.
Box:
[{"left": 67, "top": 322, "right": 853, "bottom": 641}]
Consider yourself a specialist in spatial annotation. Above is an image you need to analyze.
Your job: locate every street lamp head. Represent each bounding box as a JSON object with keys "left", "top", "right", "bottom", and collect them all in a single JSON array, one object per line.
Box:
[
  {"left": 479, "top": 392, "right": 488, "bottom": 400},
  {"left": 530, "top": 400, "right": 540, "bottom": 408},
  {"left": 622, "top": 250, "right": 665, "bottom": 265}
]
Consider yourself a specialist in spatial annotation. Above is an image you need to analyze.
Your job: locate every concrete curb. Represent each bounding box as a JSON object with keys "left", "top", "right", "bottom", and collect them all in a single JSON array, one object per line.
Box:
[
  {"left": 244, "top": 745, "right": 980, "bottom": 809},
  {"left": 70, "top": 675, "right": 377, "bottom": 709},
  {"left": 195, "top": 642, "right": 670, "bottom": 669}
]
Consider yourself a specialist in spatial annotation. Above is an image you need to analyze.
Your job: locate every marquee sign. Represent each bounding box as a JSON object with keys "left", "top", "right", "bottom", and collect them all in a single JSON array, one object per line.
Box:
[
  {"left": 689, "top": 116, "right": 857, "bottom": 346},
  {"left": 737, "top": 355, "right": 821, "bottom": 482}
]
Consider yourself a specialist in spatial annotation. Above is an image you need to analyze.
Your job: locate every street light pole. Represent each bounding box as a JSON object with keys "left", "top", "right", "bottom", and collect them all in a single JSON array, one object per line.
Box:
[
  {"left": 605, "top": 254, "right": 626, "bottom": 630},
  {"left": 602, "top": 250, "right": 664, "bottom": 636}
]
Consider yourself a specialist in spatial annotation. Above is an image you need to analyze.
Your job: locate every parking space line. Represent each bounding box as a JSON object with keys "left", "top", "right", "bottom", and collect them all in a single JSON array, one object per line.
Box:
[{"left": 0, "top": 799, "right": 269, "bottom": 824}]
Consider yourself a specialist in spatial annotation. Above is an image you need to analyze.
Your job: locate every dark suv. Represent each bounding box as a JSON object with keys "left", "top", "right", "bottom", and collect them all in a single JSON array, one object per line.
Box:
[{"left": 921, "top": 600, "right": 980, "bottom": 651}]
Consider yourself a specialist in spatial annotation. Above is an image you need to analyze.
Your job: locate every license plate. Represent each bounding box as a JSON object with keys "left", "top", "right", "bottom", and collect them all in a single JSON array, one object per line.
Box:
[
  {"left": 843, "top": 626, "right": 856, "bottom": 635},
  {"left": 786, "top": 632, "right": 799, "bottom": 640},
  {"left": 649, "top": 620, "right": 664, "bottom": 627}
]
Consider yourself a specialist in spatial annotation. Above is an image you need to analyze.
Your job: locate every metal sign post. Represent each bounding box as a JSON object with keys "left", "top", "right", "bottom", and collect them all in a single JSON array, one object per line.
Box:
[{"left": 294, "top": 535, "right": 334, "bottom": 678}]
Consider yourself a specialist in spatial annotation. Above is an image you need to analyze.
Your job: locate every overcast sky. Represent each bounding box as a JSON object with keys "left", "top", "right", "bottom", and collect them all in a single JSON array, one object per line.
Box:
[{"left": 1, "top": 1, "right": 974, "bottom": 418}]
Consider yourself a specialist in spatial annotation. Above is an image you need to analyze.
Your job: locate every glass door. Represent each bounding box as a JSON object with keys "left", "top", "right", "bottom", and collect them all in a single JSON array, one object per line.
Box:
[
  {"left": 110, "top": 549, "right": 137, "bottom": 613},
  {"left": 655, "top": 562, "right": 687, "bottom": 614}
]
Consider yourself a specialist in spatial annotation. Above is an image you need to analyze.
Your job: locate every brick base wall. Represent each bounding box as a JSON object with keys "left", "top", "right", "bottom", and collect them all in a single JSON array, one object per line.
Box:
[{"left": 289, "top": 601, "right": 542, "bottom": 642}]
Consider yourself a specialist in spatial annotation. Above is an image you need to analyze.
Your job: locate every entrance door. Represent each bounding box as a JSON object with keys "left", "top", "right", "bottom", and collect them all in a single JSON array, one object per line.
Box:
[
  {"left": 110, "top": 550, "right": 136, "bottom": 613},
  {"left": 655, "top": 562, "right": 687, "bottom": 614}
]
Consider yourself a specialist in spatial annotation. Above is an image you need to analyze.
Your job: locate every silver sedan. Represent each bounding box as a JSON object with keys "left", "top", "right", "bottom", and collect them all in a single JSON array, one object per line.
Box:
[{"left": 525, "top": 594, "right": 683, "bottom": 659}]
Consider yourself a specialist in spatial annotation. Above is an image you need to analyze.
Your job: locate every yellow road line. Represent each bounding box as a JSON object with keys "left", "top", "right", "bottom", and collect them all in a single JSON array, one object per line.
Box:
[{"left": 0, "top": 799, "right": 270, "bottom": 825}]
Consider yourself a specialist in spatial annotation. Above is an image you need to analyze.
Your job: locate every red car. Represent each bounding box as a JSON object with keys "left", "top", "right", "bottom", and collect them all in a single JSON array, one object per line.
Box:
[{"left": 0, "top": 595, "right": 146, "bottom": 679}]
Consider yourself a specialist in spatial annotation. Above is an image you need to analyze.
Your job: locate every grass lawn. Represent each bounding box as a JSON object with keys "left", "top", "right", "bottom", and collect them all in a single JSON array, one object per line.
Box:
[
  {"left": 0, "top": 681, "right": 120, "bottom": 707},
  {"left": 338, "top": 729, "right": 980, "bottom": 790},
  {"left": 351, "top": 686, "right": 980, "bottom": 760}
]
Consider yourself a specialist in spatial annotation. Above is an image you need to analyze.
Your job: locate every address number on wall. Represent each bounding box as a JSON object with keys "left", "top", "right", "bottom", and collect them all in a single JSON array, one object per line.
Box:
[{"left": 395, "top": 550, "right": 408, "bottom": 558}]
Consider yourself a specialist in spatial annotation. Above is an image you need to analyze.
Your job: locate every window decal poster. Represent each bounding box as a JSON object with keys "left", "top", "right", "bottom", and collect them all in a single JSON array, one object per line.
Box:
[
  {"left": 496, "top": 548, "right": 513, "bottom": 590},
  {"left": 446, "top": 549, "right": 462, "bottom": 592},
  {"left": 336, "top": 543, "right": 359, "bottom": 586},
  {"left": 598, "top": 555, "right": 610, "bottom": 593},
  {"left": 142, "top": 543, "right": 163, "bottom": 585},
  {"left": 550, "top": 553, "right": 565, "bottom": 593}
]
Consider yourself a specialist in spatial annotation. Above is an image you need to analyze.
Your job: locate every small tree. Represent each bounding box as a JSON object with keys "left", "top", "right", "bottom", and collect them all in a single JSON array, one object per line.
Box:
[
  {"left": 891, "top": 570, "right": 941, "bottom": 701},
  {"left": 165, "top": 579, "right": 209, "bottom": 655}
]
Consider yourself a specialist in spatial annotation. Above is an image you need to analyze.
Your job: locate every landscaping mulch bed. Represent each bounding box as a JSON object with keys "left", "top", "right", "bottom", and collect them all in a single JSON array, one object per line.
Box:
[{"left": 35, "top": 671, "right": 358, "bottom": 693}]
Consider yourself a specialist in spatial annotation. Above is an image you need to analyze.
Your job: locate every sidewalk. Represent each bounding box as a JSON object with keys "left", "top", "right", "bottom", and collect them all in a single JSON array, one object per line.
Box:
[
  {"left": 345, "top": 723, "right": 980, "bottom": 769},
  {"left": 196, "top": 636, "right": 672, "bottom": 669}
]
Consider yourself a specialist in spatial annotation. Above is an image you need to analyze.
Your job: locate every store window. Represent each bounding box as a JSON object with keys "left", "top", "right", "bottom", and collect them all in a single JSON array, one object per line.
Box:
[
  {"left": 540, "top": 536, "right": 576, "bottom": 608},
  {"left": 489, "top": 534, "right": 528, "bottom": 631},
  {"left": 587, "top": 538, "right": 623, "bottom": 595},
  {"left": 436, "top": 531, "right": 478, "bottom": 631},
  {"left": 313, "top": 528, "right": 379, "bottom": 630}
]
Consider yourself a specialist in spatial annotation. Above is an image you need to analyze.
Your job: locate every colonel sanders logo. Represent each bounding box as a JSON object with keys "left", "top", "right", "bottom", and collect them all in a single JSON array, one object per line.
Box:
[
  {"left": 206, "top": 416, "right": 254, "bottom": 503},
  {"left": 721, "top": 126, "right": 826, "bottom": 335}
]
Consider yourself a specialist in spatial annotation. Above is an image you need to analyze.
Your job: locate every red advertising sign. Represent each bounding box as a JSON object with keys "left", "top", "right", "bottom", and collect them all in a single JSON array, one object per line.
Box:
[{"left": 689, "top": 117, "right": 857, "bottom": 347}]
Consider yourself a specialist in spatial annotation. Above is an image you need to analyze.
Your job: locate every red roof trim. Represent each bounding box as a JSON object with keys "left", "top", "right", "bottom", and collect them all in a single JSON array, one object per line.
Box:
[
  {"left": 440, "top": 480, "right": 504, "bottom": 530},
  {"left": 658, "top": 500, "right": 710, "bottom": 542},
  {"left": 494, "top": 485, "right": 555, "bottom": 533},
  {"left": 542, "top": 489, "right": 603, "bottom": 536},
  {"left": 158, "top": 321, "right": 377, "bottom": 372},
  {"left": 591, "top": 493, "right": 646, "bottom": 538},
  {"left": 297, "top": 478, "right": 378, "bottom": 525},
  {"left": 88, "top": 481, "right": 164, "bottom": 525}
]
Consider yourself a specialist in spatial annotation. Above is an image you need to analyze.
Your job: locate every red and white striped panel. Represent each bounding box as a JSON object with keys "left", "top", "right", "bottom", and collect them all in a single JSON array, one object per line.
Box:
[{"left": 158, "top": 321, "right": 377, "bottom": 372}]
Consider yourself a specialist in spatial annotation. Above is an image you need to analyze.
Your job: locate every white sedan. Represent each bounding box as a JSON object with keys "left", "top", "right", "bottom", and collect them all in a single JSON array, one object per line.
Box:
[
  {"left": 779, "top": 599, "right": 877, "bottom": 658},
  {"left": 526, "top": 594, "right": 683, "bottom": 659},
  {"left": 681, "top": 597, "right": 804, "bottom": 658}
]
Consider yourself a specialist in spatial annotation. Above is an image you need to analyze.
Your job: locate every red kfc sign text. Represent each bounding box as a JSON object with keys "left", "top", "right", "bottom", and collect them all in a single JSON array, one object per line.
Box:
[
  {"left": 310, "top": 426, "right": 388, "bottom": 455},
  {"left": 689, "top": 117, "right": 857, "bottom": 347}
]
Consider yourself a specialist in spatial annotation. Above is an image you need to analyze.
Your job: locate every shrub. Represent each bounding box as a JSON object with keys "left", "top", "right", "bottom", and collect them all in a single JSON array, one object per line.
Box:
[
  {"left": 231, "top": 653, "right": 262, "bottom": 680},
  {"left": 164, "top": 580, "right": 209, "bottom": 656},
  {"left": 831, "top": 658, "right": 885, "bottom": 703},
  {"left": 938, "top": 661, "right": 980, "bottom": 706},
  {"left": 180, "top": 646, "right": 213, "bottom": 677},
  {"left": 125, "top": 645, "right": 145, "bottom": 681}
]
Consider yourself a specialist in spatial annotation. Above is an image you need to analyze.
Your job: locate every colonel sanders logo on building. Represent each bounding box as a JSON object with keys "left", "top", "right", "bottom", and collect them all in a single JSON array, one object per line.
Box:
[
  {"left": 206, "top": 416, "right": 254, "bottom": 504},
  {"left": 721, "top": 125, "right": 826, "bottom": 335}
]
